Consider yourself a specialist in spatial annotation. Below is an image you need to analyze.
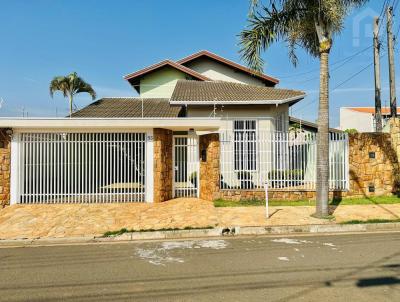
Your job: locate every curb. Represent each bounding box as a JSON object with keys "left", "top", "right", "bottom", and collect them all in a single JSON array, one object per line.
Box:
[{"left": 1, "top": 223, "right": 400, "bottom": 247}]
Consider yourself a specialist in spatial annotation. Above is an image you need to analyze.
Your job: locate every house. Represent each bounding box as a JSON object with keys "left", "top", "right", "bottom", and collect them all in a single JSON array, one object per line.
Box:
[
  {"left": 0, "top": 50, "right": 349, "bottom": 206},
  {"left": 340, "top": 107, "right": 399, "bottom": 132},
  {"left": 289, "top": 116, "right": 343, "bottom": 134}
]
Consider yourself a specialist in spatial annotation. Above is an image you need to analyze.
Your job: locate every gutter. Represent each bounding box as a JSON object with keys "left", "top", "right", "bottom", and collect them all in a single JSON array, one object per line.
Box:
[{"left": 169, "top": 95, "right": 306, "bottom": 106}]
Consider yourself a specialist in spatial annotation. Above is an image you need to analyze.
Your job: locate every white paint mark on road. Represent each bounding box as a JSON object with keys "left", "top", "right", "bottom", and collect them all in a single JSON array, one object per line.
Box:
[
  {"left": 272, "top": 238, "right": 312, "bottom": 245},
  {"left": 323, "top": 243, "right": 335, "bottom": 247},
  {"left": 294, "top": 248, "right": 300, "bottom": 252},
  {"left": 278, "top": 257, "right": 290, "bottom": 261},
  {"left": 135, "top": 239, "right": 229, "bottom": 266}
]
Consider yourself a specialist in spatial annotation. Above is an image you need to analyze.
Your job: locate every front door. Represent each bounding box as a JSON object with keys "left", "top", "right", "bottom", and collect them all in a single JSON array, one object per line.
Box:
[{"left": 173, "top": 135, "right": 199, "bottom": 198}]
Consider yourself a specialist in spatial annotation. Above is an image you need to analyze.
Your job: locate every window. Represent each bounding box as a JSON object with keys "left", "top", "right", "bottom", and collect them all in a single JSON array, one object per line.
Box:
[
  {"left": 234, "top": 120, "right": 257, "bottom": 171},
  {"left": 275, "top": 113, "right": 285, "bottom": 132}
]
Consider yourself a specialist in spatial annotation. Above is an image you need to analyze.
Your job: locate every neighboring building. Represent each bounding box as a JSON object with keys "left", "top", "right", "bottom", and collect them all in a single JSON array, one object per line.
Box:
[
  {"left": 289, "top": 116, "right": 343, "bottom": 134},
  {"left": 0, "top": 50, "right": 349, "bottom": 206},
  {"left": 340, "top": 107, "right": 400, "bottom": 132}
]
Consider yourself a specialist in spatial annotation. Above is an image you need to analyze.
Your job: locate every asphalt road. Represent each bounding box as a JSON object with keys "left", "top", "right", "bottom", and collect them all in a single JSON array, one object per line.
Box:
[{"left": 0, "top": 232, "right": 399, "bottom": 302}]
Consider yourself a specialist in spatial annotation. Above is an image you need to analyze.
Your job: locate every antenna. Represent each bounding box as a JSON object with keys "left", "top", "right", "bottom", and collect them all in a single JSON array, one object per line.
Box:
[{"left": 0, "top": 98, "right": 4, "bottom": 109}]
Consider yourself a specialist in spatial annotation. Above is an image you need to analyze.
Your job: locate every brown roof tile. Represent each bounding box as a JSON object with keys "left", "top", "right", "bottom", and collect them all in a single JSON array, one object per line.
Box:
[
  {"left": 71, "top": 98, "right": 183, "bottom": 118},
  {"left": 170, "top": 80, "right": 305, "bottom": 104}
]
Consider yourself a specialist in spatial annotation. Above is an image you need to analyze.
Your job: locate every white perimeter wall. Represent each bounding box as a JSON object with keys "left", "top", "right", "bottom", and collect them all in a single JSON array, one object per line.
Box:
[{"left": 340, "top": 108, "right": 374, "bottom": 132}]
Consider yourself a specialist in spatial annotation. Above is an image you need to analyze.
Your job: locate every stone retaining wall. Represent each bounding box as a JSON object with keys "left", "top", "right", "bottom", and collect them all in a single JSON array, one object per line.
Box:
[
  {"left": 153, "top": 128, "right": 173, "bottom": 203},
  {"left": 0, "top": 130, "right": 11, "bottom": 207}
]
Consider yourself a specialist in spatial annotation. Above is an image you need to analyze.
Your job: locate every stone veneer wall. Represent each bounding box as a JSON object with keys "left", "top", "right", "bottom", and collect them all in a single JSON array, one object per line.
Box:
[
  {"left": 199, "top": 134, "right": 220, "bottom": 201},
  {"left": 0, "top": 130, "right": 11, "bottom": 207},
  {"left": 153, "top": 128, "right": 173, "bottom": 203},
  {"left": 346, "top": 132, "right": 396, "bottom": 197}
]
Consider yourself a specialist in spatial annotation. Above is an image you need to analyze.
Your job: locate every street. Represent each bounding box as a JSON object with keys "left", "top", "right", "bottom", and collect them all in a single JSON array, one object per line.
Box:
[{"left": 0, "top": 232, "right": 399, "bottom": 301}]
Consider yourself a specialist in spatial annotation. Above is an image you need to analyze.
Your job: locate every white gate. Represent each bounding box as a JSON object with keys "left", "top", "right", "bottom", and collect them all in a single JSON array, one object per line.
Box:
[
  {"left": 220, "top": 130, "right": 349, "bottom": 191},
  {"left": 17, "top": 132, "right": 146, "bottom": 203},
  {"left": 173, "top": 135, "right": 199, "bottom": 198}
]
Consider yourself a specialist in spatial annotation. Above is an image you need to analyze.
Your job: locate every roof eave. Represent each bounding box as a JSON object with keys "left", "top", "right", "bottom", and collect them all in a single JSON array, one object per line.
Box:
[
  {"left": 169, "top": 95, "right": 305, "bottom": 106},
  {"left": 123, "top": 60, "right": 210, "bottom": 82}
]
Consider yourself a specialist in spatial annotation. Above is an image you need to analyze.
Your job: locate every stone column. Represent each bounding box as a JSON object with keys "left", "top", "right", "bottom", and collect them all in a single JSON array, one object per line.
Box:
[
  {"left": 153, "top": 128, "right": 173, "bottom": 203},
  {"left": 0, "top": 130, "right": 11, "bottom": 207},
  {"left": 199, "top": 133, "right": 220, "bottom": 201}
]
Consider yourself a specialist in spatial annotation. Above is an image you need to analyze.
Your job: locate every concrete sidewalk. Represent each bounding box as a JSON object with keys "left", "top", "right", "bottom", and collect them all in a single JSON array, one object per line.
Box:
[
  {"left": 217, "top": 203, "right": 400, "bottom": 227},
  {"left": 0, "top": 199, "right": 399, "bottom": 240}
]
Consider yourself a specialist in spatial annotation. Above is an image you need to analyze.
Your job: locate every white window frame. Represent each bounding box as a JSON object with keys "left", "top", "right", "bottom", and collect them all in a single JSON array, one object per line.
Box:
[{"left": 233, "top": 119, "right": 258, "bottom": 172}]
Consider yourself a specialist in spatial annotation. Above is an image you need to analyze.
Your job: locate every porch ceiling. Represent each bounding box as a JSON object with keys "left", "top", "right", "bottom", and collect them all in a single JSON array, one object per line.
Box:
[{"left": 0, "top": 118, "right": 222, "bottom": 132}]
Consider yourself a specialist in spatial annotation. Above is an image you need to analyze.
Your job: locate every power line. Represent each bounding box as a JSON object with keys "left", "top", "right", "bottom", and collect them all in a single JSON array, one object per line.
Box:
[
  {"left": 289, "top": 46, "right": 373, "bottom": 84},
  {"left": 275, "top": 45, "right": 373, "bottom": 79},
  {"left": 293, "top": 54, "right": 384, "bottom": 114},
  {"left": 378, "top": 0, "right": 390, "bottom": 34}
]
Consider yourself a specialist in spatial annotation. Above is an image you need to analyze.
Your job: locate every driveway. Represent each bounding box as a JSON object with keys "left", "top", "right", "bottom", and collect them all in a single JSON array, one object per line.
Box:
[{"left": 0, "top": 199, "right": 218, "bottom": 239}]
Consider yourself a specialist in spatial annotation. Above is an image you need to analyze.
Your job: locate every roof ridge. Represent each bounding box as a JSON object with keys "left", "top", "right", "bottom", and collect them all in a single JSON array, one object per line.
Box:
[
  {"left": 100, "top": 97, "right": 170, "bottom": 100},
  {"left": 123, "top": 59, "right": 210, "bottom": 81},
  {"left": 176, "top": 50, "right": 279, "bottom": 84}
]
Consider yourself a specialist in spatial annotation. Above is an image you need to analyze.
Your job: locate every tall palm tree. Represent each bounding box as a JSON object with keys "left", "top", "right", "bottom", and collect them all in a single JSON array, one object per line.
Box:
[
  {"left": 240, "top": 0, "right": 368, "bottom": 217},
  {"left": 50, "top": 72, "right": 96, "bottom": 117}
]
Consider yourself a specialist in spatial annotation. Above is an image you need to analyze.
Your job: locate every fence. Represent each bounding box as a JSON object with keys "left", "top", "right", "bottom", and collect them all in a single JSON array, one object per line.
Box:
[
  {"left": 220, "top": 130, "right": 349, "bottom": 191},
  {"left": 173, "top": 135, "right": 199, "bottom": 198},
  {"left": 17, "top": 132, "right": 146, "bottom": 203}
]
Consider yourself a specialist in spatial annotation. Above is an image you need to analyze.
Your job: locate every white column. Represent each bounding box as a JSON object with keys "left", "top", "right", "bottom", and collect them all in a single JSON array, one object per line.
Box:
[
  {"left": 145, "top": 129, "right": 154, "bottom": 203},
  {"left": 10, "top": 133, "right": 20, "bottom": 205}
]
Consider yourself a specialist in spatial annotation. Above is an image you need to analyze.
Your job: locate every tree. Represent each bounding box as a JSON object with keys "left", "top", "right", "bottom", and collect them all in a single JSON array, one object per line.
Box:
[
  {"left": 50, "top": 72, "right": 96, "bottom": 117},
  {"left": 239, "top": 0, "right": 368, "bottom": 217}
]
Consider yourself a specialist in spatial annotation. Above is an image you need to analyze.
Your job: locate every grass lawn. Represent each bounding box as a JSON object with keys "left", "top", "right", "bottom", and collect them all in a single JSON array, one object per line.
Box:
[
  {"left": 341, "top": 218, "right": 400, "bottom": 224},
  {"left": 213, "top": 195, "right": 400, "bottom": 207}
]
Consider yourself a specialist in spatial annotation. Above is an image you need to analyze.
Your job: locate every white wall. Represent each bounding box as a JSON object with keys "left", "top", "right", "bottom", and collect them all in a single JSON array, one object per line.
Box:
[
  {"left": 188, "top": 104, "right": 289, "bottom": 189},
  {"left": 186, "top": 104, "right": 288, "bottom": 132},
  {"left": 340, "top": 108, "right": 374, "bottom": 132},
  {"left": 183, "top": 58, "right": 268, "bottom": 87}
]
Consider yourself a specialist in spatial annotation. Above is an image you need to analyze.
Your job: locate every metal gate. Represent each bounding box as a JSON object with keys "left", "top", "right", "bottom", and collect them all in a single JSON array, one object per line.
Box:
[
  {"left": 17, "top": 132, "right": 146, "bottom": 203},
  {"left": 173, "top": 135, "right": 199, "bottom": 198},
  {"left": 220, "top": 130, "right": 349, "bottom": 191}
]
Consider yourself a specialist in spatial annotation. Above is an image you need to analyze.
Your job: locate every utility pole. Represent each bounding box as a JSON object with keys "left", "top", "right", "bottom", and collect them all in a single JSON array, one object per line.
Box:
[
  {"left": 387, "top": 6, "right": 397, "bottom": 118},
  {"left": 374, "top": 17, "right": 383, "bottom": 132}
]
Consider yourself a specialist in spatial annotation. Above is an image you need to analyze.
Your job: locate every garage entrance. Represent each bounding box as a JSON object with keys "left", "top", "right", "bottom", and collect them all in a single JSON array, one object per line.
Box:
[{"left": 16, "top": 132, "right": 146, "bottom": 203}]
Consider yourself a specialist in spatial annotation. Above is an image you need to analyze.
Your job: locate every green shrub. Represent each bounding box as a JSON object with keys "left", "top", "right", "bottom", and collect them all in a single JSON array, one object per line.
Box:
[{"left": 268, "top": 169, "right": 304, "bottom": 187}]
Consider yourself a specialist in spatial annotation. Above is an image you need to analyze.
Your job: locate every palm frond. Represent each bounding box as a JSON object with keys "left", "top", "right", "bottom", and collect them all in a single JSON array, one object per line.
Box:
[
  {"left": 49, "top": 72, "right": 96, "bottom": 100},
  {"left": 239, "top": 4, "right": 297, "bottom": 71},
  {"left": 239, "top": 0, "right": 368, "bottom": 70}
]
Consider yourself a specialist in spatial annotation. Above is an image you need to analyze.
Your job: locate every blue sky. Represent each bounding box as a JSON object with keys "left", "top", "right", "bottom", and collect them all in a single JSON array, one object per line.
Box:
[{"left": 0, "top": 0, "right": 398, "bottom": 127}]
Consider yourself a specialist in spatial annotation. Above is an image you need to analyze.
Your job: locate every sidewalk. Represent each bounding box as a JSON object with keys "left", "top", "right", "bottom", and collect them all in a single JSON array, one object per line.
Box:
[
  {"left": 0, "top": 199, "right": 399, "bottom": 240},
  {"left": 217, "top": 203, "right": 400, "bottom": 226}
]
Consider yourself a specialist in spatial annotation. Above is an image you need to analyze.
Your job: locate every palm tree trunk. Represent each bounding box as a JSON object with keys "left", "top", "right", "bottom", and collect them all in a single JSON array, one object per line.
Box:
[
  {"left": 315, "top": 50, "right": 330, "bottom": 217},
  {"left": 69, "top": 95, "right": 73, "bottom": 118}
]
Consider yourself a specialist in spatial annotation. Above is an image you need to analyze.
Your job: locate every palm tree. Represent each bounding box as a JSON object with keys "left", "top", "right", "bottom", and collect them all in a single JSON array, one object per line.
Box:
[
  {"left": 50, "top": 72, "right": 96, "bottom": 117},
  {"left": 239, "top": 0, "right": 368, "bottom": 217}
]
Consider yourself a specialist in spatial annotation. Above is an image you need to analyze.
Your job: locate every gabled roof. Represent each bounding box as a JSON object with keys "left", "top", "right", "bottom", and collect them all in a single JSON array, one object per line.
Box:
[
  {"left": 123, "top": 60, "right": 210, "bottom": 92},
  {"left": 177, "top": 50, "right": 279, "bottom": 85},
  {"left": 344, "top": 107, "right": 400, "bottom": 115},
  {"left": 71, "top": 98, "right": 183, "bottom": 118},
  {"left": 170, "top": 80, "right": 305, "bottom": 105}
]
